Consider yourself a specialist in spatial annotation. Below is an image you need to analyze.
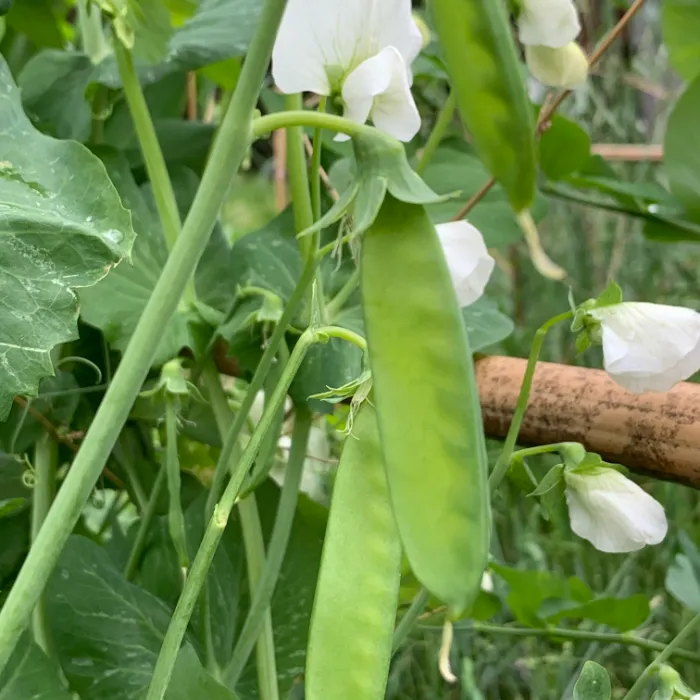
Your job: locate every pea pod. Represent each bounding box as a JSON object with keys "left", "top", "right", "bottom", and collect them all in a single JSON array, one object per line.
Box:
[
  {"left": 430, "top": 0, "right": 536, "bottom": 212},
  {"left": 361, "top": 195, "right": 489, "bottom": 615},
  {"left": 306, "top": 403, "right": 401, "bottom": 700}
]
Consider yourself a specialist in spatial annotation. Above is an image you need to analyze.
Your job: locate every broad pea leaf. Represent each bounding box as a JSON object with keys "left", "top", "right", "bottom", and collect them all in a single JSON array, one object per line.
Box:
[
  {"left": 461, "top": 296, "right": 514, "bottom": 352},
  {"left": 665, "top": 76, "right": 700, "bottom": 220},
  {"left": 666, "top": 553, "right": 700, "bottom": 612},
  {"left": 0, "top": 510, "right": 28, "bottom": 586},
  {"left": 0, "top": 452, "right": 31, "bottom": 503},
  {"left": 419, "top": 146, "right": 548, "bottom": 248},
  {"left": 538, "top": 114, "right": 591, "bottom": 181},
  {"left": 0, "top": 633, "right": 73, "bottom": 699},
  {"left": 77, "top": 149, "right": 191, "bottom": 365},
  {"left": 663, "top": 0, "right": 700, "bottom": 82},
  {"left": 46, "top": 535, "right": 179, "bottom": 700},
  {"left": 573, "top": 661, "right": 612, "bottom": 700},
  {"left": 0, "top": 57, "right": 134, "bottom": 420},
  {"left": 6, "top": 0, "right": 68, "bottom": 49},
  {"left": 166, "top": 646, "right": 240, "bottom": 700},
  {"left": 539, "top": 594, "right": 650, "bottom": 631}
]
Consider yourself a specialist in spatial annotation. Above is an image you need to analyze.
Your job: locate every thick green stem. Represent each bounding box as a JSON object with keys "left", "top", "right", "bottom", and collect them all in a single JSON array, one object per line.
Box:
[
  {"left": 284, "top": 94, "right": 325, "bottom": 321},
  {"left": 202, "top": 363, "right": 279, "bottom": 691},
  {"left": 0, "top": 0, "right": 288, "bottom": 674},
  {"left": 488, "top": 311, "right": 573, "bottom": 491},
  {"left": 225, "top": 408, "right": 312, "bottom": 687},
  {"left": 145, "top": 328, "right": 323, "bottom": 700},
  {"left": 392, "top": 587, "right": 430, "bottom": 653},
  {"left": 114, "top": 41, "right": 183, "bottom": 256},
  {"left": 238, "top": 497, "right": 279, "bottom": 700},
  {"left": 124, "top": 466, "right": 167, "bottom": 581},
  {"left": 204, "top": 256, "right": 318, "bottom": 516},
  {"left": 621, "top": 612, "right": 700, "bottom": 700},
  {"left": 451, "top": 622, "right": 700, "bottom": 665},
  {"left": 31, "top": 436, "right": 56, "bottom": 659},
  {"left": 253, "top": 111, "right": 373, "bottom": 141},
  {"left": 310, "top": 97, "right": 327, "bottom": 221},
  {"left": 416, "top": 91, "right": 456, "bottom": 175}
]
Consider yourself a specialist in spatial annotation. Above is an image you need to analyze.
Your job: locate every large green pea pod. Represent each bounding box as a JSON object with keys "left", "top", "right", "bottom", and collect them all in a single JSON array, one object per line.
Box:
[
  {"left": 361, "top": 195, "right": 489, "bottom": 616},
  {"left": 430, "top": 0, "right": 536, "bottom": 212},
  {"left": 306, "top": 403, "right": 401, "bottom": 700}
]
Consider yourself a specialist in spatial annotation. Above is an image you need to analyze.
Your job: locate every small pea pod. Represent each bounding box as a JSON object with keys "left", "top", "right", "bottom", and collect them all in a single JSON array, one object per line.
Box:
[
  {"left": 430, "top": 0, "right": 536, "bottom": 212},
  {"left": 306, "top": 403, "right": 401, "bottom": 700},
  {"left": 361, "top": 195, "right": 489, "bottom": 616}
]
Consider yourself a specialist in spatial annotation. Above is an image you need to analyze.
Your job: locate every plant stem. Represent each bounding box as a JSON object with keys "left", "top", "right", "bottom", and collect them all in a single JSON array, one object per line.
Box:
[
  {"left": 145, "top": 328, "right": 322, "bottom": 700},
  {"left": 238, "top": 497, "right": 280, "bottom": 700},
  {"left": 31, "top": 436, "right": 56, "bottom": 660},
  {"left": 165, "top": 399, "right": 188, "bottom": 571},
  {"left": 488, "top": 311, "right": 573, "bottom": 491},
  {"left": 225, "top": 408, "right": 312, "bottom": 687},
  {"left": 0, "top": 0, "right": 287, "bottom": 674},
  {"left": 621, "top": 612, "right": 700, "bottom": 700},
  {"left": 124, "top": 465, "right": 167, "bottom": 581},
  {"left": 76, "top": 0, "right": 108, "bottom": 64},
  {"left": 204, "top": 256, "right": 318, "bottom": 516},
  {"left": 392, "top": 587, "right": 430, "bottom": 653},
  {"left": 310, "top": 97, "right": 327, "bottom": 220},
  {"left": 285, "top": 94, "right": 325, "bottom": 320},
  {"left": 326, "top": 267, "right": 360, "bottom": 321},
  {"left": 202, "top": 363, "right": 280, "bottom": 692},
  {"left": 448, "top": 621, "right": 700, "bottom": 666},
  {"left": 253, "top": 111, "right": 373, "bottom": 141},
  {"left": 114, "top": 41, "right": 182, "bottom": 256},
  {"left": 112, "top": 440, "right": 149, "bottom": 512},
  {"left": 510, "top": 444, "right": 565, "bottom": 461},
  {"left": 416, "top": 91, "right": 456, "bottom": 175}
]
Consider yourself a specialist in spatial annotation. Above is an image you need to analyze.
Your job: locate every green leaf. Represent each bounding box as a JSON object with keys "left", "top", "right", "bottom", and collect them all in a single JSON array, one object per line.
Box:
[
  {"left": 665, "top": 76, "right": 700, "bottom": 220},
  {"left": 77, "top": 149, "right": 192, "bottom": 366},
  {"left": 573, "top": 661, "right": 612, "bottom": 700},
  {"left": 539, "top": 115, "right": 591, "bottom": 181},
  {"left": 595, "top": 281, "right": 623, "bottom": 307},
  {"left": 666, "top": 553, "right": 700, "bottom": 612},
  {"left": 663, "top": 0, "right": 700, "bottom": 82},
  {"left": 461, "top": 296, "right": 514, "bottom": 351},
  {"left": 6, "top": 0, "right": 66, "bottom": 48},
  {"left": 420, "top": 146, "right": 548, "bottom": 248},
  {"left": 541, "top": 594, "right": 650, "bottom": 631},
  {"left": 0, "top": 633, "right": 73, "bottom": 699},
  {"left": 0, "top": 58, "right": 134, "bottom": 420},
  {"left": 19, "top": 51, "right": 97, "bottom": 141},
  {"left": 46, "top": 536, "right": 178, "bottom": 700},
  {"left": 165, "top": 645, "right": 240, "bottom": 700},
  {"left": 528, "top": 464, "right": 564, "bottom": 497},
  {"left": 490, "top": 564, "right": 595, "bottom": 627}
]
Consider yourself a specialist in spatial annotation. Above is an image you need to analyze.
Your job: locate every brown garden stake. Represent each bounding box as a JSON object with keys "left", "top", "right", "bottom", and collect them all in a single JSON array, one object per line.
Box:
[{"left": 476, "top": 356, "right": 700, "bottom": 489}]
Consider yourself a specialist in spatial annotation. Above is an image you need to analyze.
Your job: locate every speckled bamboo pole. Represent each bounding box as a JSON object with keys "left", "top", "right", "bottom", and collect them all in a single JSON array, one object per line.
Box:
[{"left": 476, "top": 356, "right": 700, "bottom": 489}]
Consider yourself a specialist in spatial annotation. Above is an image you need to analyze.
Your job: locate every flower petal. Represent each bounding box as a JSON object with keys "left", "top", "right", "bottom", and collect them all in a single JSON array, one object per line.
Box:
[
  {"left": 272, "top": 0, "right": 421, "bottom": 95},
  {"left": 435, "top": 221, "right": 495, "bottom": 307},
  {"left": 341, "top": 46, "right": 421, "bottom": 142},
  {"left": 591, "top": 302, "right": 700, "bottom": 393},
  {"left": 565, "top": 468, "right": 668, "bottom": 553},
  {"left": 518, "top": 0, "right": 581, "bottom": 48}
]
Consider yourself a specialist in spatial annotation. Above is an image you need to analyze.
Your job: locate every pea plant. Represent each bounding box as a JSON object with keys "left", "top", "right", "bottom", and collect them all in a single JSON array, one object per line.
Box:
[{"left": 1, "top": 0, "right": 700, "bottom": 698}]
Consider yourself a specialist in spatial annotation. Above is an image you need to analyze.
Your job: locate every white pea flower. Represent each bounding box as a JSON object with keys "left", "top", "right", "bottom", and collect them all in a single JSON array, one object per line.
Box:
[
  {"left": 525, "top": 42, "right": 588, "bottom": 89},
  {"left": 588, "top": 302, "right": 700, "bottom": 393},
  {"left": 564, "top": 467, "right": 668, "bottom": 553},
  {"left": 271, "top": 0, "right": 422, "bottom": 142},
  {"left": 480, "top": 570, "right": 494, "bottom": 593},
  {"left": 435, "top": 221, "right": 495, "bottom": 307},
  {"left": 517, "top": 0, "right": 581, "bottom": 48}
]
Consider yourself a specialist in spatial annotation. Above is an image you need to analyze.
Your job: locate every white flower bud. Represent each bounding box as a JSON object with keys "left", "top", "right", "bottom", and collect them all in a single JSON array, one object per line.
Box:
[
  {"left": 589, "top": 302, "right": 700, "bottom": 393},
  {"left": 518, "top": 0, "right": 581, "bottom": 48},
  {"left": 525, "top": 42, "right": 588, "bottom": 89},
  {"left": 564, "top": 467, "right": 667, "bottom": 553},
  {"left": 435, "top": 221, "right": 495, "bottom": 307}
]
